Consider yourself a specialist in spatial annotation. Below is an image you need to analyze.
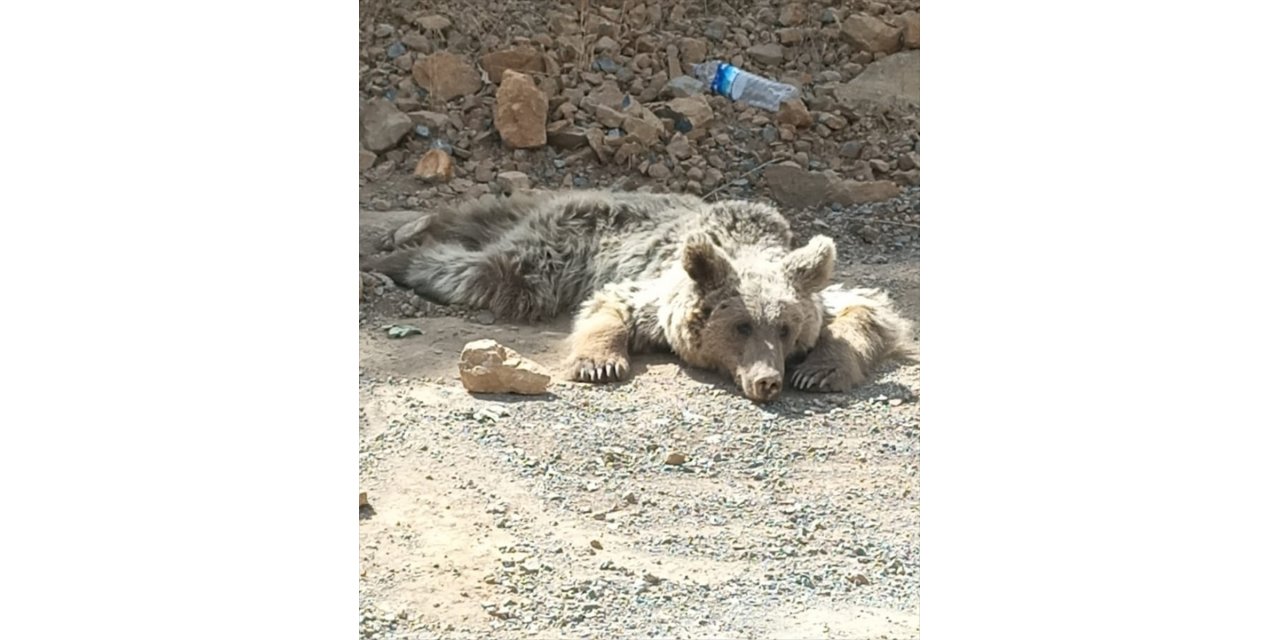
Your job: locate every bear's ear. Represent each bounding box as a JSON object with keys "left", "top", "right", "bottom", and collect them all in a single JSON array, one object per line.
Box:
[
  {"left": 683, "top": 233, "right": 732, "bottom": 290},
  {"left": 784, "top": 236, "right": 836, "bottom": 293}
]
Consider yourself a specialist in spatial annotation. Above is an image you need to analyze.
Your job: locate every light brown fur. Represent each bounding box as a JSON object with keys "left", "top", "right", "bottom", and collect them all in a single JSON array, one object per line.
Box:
[{"left": 366, "top": 190, "right": 916, "bottom": 402}]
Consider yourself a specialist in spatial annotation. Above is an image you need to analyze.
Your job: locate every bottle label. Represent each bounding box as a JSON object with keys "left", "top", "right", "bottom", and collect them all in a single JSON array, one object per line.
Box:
[{"left": 712, "top": 63, "right": 738, "bottom": 98}]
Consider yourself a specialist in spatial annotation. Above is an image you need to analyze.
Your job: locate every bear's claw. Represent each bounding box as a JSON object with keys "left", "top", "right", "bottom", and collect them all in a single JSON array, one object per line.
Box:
[
  {"left": 572, "top": 357, "right": 630, "bottom": 383},
  {"left": 789, "top": 363, "right": 855, "bottom": 393}
]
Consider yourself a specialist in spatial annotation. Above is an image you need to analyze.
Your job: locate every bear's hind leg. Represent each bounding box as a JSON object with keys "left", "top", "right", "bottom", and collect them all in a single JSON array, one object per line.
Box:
[
  {"left": 364, "top": 244, "right": 558, "bottom": 321},
  {"left": 567, "top": 288, "right": 633, "bottom": 383},
  {"left": 790, "top": 287, "right": 917, "bottom": 393}
]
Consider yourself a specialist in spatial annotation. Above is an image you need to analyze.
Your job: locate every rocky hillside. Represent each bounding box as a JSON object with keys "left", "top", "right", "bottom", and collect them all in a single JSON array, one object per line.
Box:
[{"left": 358, "top": 0, "right": 920, "bottom": 258}]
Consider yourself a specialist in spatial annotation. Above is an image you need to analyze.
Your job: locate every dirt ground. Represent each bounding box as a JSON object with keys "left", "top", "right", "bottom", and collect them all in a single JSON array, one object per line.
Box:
[{"left": 358, "top": 1, "right": 921, "bottom": 638}]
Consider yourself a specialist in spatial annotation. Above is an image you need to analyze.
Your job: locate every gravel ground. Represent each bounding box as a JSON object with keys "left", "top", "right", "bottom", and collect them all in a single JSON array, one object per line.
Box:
[{"left": 358, "top": 1, "right": 921, "bottom": 638}]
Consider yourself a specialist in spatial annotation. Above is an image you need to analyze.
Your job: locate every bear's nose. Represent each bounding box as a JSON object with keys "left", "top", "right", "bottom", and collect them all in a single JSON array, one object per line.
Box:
[{"left": 752, "top": 374, "right": 782, "bottom": 402}]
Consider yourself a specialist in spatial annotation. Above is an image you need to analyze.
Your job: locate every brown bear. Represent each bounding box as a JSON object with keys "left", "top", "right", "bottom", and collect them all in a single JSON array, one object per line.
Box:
[{"left": 365, "top": 189, "right": 916, "bottom": 403}]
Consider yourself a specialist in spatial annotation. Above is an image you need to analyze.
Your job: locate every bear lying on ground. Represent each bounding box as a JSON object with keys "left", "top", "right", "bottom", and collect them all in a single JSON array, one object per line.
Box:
[{"left": 364, "top": 189, "right": 917, "bottom": 403}]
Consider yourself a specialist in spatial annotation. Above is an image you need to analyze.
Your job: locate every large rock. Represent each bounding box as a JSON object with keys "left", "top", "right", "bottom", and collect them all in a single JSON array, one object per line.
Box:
[
  {"left": 828, "top": 179, "right": 901, "bottom": 205},
  {"left": 841, "top": 15, "right": 903, "bottom": 54},
  {"left": 832, "top": 50, "right": 919, "bottom": 111},
  {"left": 360, "top": 99, "right": 413, "bottom": 152},
  {"left": 359, "top": 149, "right": 377, "bottom": 171},
  {"left": 412, "top": 52, "right": 482, "bottom": 101},
  {"left": 479, "top": 46, "right": 544, "bottom": 83},
  {"left": 495, "top": 70, "right": 548, "bottom": 148},
  {"left": 458, "top": 339, "right": 551, "bottom": 395},
  {"left": 763, "top": 163, "right": 831, "bottom": 209}
]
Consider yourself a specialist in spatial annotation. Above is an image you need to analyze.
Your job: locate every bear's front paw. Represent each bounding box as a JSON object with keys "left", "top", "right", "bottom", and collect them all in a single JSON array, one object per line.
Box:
[
  {"left": 571, "top": 355, "right": 630, "bottom": 383},
  {"left": 789, "top": 362, "right": 857, "bottom": 393}
]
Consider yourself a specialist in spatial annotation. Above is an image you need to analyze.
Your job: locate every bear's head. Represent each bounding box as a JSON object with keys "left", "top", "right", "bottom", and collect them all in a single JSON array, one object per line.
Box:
[{"left": 675, "top": 233, "right": 834, "bottom": 403}]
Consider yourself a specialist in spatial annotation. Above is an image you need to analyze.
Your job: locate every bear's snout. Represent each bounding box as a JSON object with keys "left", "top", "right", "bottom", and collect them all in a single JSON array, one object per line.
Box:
[{"left": 739, "top": 364, "right": 783, "bottom": 403}]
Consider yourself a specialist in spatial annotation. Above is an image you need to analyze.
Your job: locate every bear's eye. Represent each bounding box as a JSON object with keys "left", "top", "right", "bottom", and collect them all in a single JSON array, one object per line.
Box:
[
  {"left": 779, "top": 324, "right": 791, "bottom": 339},
  {"left": 736, "top": 322, "right": 753, "bottom": 337}
]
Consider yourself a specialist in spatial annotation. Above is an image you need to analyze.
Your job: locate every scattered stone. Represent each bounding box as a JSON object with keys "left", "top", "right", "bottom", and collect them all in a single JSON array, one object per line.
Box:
[
  {"left": 647, "top": 162, "right": 671, "bottom": 179},
  {"left": 359, "top": 491, "right": 369, "bottom": 507},
  {"left": 413, "top": 52, "right": 482, "bottom": 101},
  {"left": 413, "top": 148, "right": 453, "bottom": 182},
  {"left": 779, "top": 4, "right": 806, "bottom": 26},
  {"left": 679, "top": 38, "right": 708, "bottom": 64},
  {"left": 373, "top": 23, "right": 394, "bottom": 38},
  {"left": 480, "top": 46, "right": 544, "bottom": 84},
  {"left": 667, "top": 134, "right": 693, "bottom": 160},
  {"left": 360, "top": 99, "right": 413, "bottom": 152},
  {"left": 818, "top": 112, "right": 849, "bottom": 130},
  {"left": 663, "top": 75, "right": 705, "bottom": 99},
  {"left": 776, "top": 99, "right": 813, "bottom": 128},
  {"left": 704, "top": 19, "right": 727, "bottom": 41},
  {"left": 839, "top": 141, "right": 864, "bottom": 158},
  {"left": 495, "top": 70, "right": 548, "bottom": 148},
  {"left": 359, "top": 149, "right": 377, "bottom": 171},
  {"left": 665, "top": 96, "right": 714, "bottom": 131},
  {"left": 407, "top": 110, "right": 450, "bottom": 131},
  {"left": 665, "top": 45, "right": 682, "bottom": 80},
  {"left": 779, "top": 27, "right": 806, "bottom": 45},
  {"left": 402, "top": 32, "right": 431, "bottom": 53},
  {"left": 594, "top": 56, "right": 621, "bottom": 74},
  {"left": 897, "top": 11, "right": 921, "bottom": 49},
  {"left": 763, "top": 163, "right": 831, "bottom": 209},
  {"left": 386, "top": 41, "right": 407, "bottom": 59},
  {"left": 415, "top": 14, "right": 451, "bottom": 31},
  {"left": 623, "top": 109, "right": 664, "bottom": 147},
  {"left": 496, "top": 171, "right": 532, "bottom": 193},
  {"left": 583, "top": 81, "right": 626, "bottom": 111},
  {"left": 458, "top": 339, "right": 551, "bottom": 395},
  {"left": 546, "top": 121, "right": 589, "bottom": 150},
  {"left": 596, "top": 104, "right": 627, "bottom": 128},
  {"left": 585, "top": 127, "right": 609, "bottom": 162},
  {"left": 857, "top": 225, "right": 881, "bottom": 243},
  {"left": 850, "top": 574, "right": 871, "bottom": 586},
  {"left": 747, "top": 43, "right": 785, "bottom": 66},
  {"left": 595, "top": 35, "right": 621, "bottom": 54},
  {"left": 828, "top": 180, "right": 901, "bottom": 205},
  {"left": 841, "top": 15, "right": 903, "bottom": 54},
  {"left": 589, "top": 540, "right": 603, "bottom": 550},
  {"left": 664, "top": 452, "right": 688, "bottom": 466}
]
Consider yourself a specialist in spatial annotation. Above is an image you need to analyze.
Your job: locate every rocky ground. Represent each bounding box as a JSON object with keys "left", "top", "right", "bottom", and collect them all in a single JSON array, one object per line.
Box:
[{"left": 359, "top": 1, "right": 921, "bottom": 638}]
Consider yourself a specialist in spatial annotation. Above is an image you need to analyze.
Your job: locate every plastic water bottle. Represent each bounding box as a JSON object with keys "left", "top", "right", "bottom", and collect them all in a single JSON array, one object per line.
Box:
[{"left": 691, "top": 60, "right": 800, "bottom": 112}]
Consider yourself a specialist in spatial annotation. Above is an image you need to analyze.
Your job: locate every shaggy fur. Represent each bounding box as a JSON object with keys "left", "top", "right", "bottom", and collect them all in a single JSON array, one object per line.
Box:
[{"left": 365, "top": 189, "right": 916, "bottom": 402}]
